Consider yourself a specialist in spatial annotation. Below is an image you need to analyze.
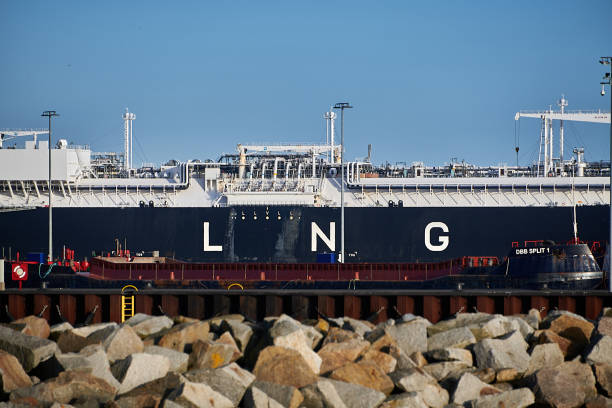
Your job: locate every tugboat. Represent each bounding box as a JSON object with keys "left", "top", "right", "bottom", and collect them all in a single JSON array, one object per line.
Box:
[{"left": 450, "top": 240, "right": 604, "bottom": 290}]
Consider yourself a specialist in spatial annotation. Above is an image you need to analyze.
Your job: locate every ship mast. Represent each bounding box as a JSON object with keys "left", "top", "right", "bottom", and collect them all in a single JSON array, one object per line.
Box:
[{"left": 123, "top": 109, "right": 136, "bottom": 175}]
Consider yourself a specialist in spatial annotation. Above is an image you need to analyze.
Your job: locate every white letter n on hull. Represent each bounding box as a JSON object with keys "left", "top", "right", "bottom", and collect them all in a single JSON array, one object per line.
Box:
[
  {"left": 203, "top": 222, "right": 223, "bottom": 252},
  {"left": 311, "top": 222, "right": 335, "bottom": 252}
]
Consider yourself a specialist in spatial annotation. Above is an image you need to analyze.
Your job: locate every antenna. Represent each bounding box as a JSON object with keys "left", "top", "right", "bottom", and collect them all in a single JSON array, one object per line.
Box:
[{"left": 571, "top": 163, "right": 578, "bottom": 243}]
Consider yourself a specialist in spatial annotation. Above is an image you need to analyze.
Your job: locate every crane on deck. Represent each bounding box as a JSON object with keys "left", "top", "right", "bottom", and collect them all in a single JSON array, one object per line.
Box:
[{"left": 515, "top": 96, "right": 611, "bottom": 176}]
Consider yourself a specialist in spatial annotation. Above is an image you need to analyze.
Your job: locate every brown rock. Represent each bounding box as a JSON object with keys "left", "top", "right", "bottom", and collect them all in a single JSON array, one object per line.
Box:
[
  {"left": 9, "top": 371, "right": 116, "bottom": 404},
  {"left": 189, "top": 339, "right": 240, "bottom": 369},
  {"left": 410, "top": 351, "right": 428, "bottom": 368},
  {"left": 599, "top": 317, "right": 612, "bottom": 338},
  {"left": 158, "top": 321, "right": 210, "bottom": 352},
  {"left": 12, "top": 316, "right": 50, "bottom": 339},
  {"left": 496, "top": 368, "right": 520, "bottom": 382},
  {"left": 533, "top": 360, "right": 597, "bottom": 407},
  {"left": 56, "top": 331, "right": 95, "bottom": 353},
  {"left": 473, "top": 367, "right": 496, "bottom": 384},
  {"left": 369, "top": 332, "right": 398, "bottom": 351},
  {"left": 316, "top": 318, "right": 329, "bottom": 334},
  {"left": 595, "top": 364, "right": 612, "bottom": 397},
  {"left": 360, "top": 349, "right": 397, "bottom": 374},
  {"left": 322, "top": 327, "right": 362, "bottom": 345},
  {"left": 330, "top": 361, "right": 394, "bottom": 395},
  {"left": 317, "top": 338, "right": 369, "bottom": 374},
  {"left": 537, "top": 329, "right": 572, "bottom": 357},
  {"left": 547, "top": 314, "right": 594, "bottom": 356},
  {"left": 115, "top": 372, "right": 184, "bottom": 404},
  {"left": 586, "top": 395, "right": 612, "bottom": 408},
  {"left": 110, "top": 394, "right": 162, "bottom": 408},
  {"left": 168, "top": 380, "right": 233, "bottom": 407},
  {"left": 0, "top": 350, "right": 32, "bottom": 393},
  {"left": 253, "top": 346, "right": 317, "bottom": 388}
]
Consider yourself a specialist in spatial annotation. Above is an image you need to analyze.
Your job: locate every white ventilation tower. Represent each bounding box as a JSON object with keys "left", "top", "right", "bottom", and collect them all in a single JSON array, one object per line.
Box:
[{"left": 123, "top": 108, "right": 136, "bottom": 172}]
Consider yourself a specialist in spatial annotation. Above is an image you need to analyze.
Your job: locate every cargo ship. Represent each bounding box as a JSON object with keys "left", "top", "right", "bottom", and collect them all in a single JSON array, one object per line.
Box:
[{"left": 0, "top": 97, "right": 610, "bottom": 265}]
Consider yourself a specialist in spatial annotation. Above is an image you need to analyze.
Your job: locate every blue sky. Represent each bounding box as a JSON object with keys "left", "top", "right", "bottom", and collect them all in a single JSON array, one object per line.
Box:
[{"left": 1, "top": 1, "right": 611, "bottom": 167}]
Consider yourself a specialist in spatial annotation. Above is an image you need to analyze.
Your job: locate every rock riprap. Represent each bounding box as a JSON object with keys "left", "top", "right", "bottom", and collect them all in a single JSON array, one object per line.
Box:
[{"left": 0, "top": 309, "right": 611, "bottom": 406}]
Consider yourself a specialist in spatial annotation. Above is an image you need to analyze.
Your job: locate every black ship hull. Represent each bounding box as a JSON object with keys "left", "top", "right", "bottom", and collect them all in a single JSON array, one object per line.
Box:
[{"left": 0, "top": 205, "right": 608, "bottom": 263}]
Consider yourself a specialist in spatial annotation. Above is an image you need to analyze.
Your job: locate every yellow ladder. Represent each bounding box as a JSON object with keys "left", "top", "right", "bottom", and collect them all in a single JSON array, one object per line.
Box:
[{"left": 121, "top": 285, "right": 138, "bottom": 322}]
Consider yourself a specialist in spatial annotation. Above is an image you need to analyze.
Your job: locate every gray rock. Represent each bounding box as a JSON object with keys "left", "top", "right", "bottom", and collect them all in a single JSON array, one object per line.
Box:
[
  {"left": 71, "top": 322, "right": 118, "bottom": 338},
  {"left": 452, "top": 373, "right": 502, "bottom": 405},
  {"left": 473, "top": 330, "right": 530, "bottom": 373},
  {"left": 595, "top": 364, "right": 612, "bottom": 398},
  {"left": 183, "top": 362, "right": 255, "bottom": 406},
  {"left": 506, "top": 316, "right": 536, "bottom": 338},
  {"left": 525, "top": 343, "right": 564, "bottom": 375},
  {"left": 89, "top": 324, "right": 144, "bottom": 363},
  {"left": 299, "top": 384, "right": 325, "bottom": 408},
  {"left": 220, "top": 319, "right": 254, "bottom": 352},
  {"left": 0, "top": 325, "right": 57, "bottom": 371},
  {"left": 243, "top": 385, "right": 285, "bottom": 408},
  {"left": 250, "top": 381, "right": 303, "bottom": 408},
  {"left": 587, "top": 335, "right": 612, "bottom": 365},
  {"left": 389, "top": 346, "right": 418, "bottom": 371},
  {"left": 468, "top": 388, "right": 535, "bottom": 408},
  {"left": 390, "top": 368, "right": 437, "bottom": 392},
  {"left": 161, "top": 399, "right": 185, "bottom": 408},
  {"left": 144, "top": 345, "right": 188, "bottom": 373},
  {"left": 525, "top": 309, "right": 541, "bottom": 329},
  {"left": 471, "top": 315, "right": 521, "bottom": 340},
  {"left": 167, "top": 380, "right": 234, "bottom": 408},
  {"left": 271, "top": 317, "right": 321, "bottom": 374},
  {"left": 416, "top": 383, "right": 449, "bottom": 408},
  {"left": 111, "top": 353, "right": 170, "bottom": 394},
  {"left": 270, "top": 315, "right": 302, "bottom": 338},
  {"left": 423, "top": 361, "right": 471, "bottom": 381},
  {"left": 381, "top": 392, "right": 428, "bottom": 408},
  {"left": 385, "top": 320, "right": 428, "bottom": 356},
  {"left": 427, "top": 348, "right": 473, "bottom": 366},
  {"left": 427, "top": 326, "right": 476, "bottom": 351},
  {"left": 125, "top": 314, "right": 174, "bottom": 338},
  {"left": 343, "top": 318, "right": 375, "bottom": 338},
  {"left": 56, "top": 344, "right": 120, "bottom": 389},
  {"left": 315, "top": 378, "right": 387, "bottom": 408},
  {"left": 301, "top": 323, "right": 324, "bottom": 349}
]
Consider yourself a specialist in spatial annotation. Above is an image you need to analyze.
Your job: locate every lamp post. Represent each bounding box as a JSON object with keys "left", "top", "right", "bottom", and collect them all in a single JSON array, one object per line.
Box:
[
  {"left": 600, "top": 57, "right": 612, "bottom": 291},
  {"left": 333, "top": 102, "right": 352, "bottom": 263},
  {"left": 41, "top": 110, "right": 59, "bottom": 263}
]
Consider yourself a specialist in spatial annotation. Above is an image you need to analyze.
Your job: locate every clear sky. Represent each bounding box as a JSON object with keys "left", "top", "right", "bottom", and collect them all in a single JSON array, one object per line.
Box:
[{"left": 1, "top": 1, "right": 611, "bottom": 168}]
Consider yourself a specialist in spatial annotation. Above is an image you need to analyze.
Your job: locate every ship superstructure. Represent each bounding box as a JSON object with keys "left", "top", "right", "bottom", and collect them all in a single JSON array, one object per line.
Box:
[{"left": 0, "top": 100, "right": 610, "bottom": 263}]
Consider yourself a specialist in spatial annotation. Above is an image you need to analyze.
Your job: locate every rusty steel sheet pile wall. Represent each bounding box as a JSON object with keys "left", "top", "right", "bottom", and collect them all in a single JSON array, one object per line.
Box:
[{"left": 1, "top": 290, "right": 611, "bottom": 326}]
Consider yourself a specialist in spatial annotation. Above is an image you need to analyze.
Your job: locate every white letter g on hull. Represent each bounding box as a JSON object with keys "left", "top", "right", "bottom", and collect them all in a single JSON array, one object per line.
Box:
[{"left": 425, "top": 222, "right": 449, "bottom": 252}]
